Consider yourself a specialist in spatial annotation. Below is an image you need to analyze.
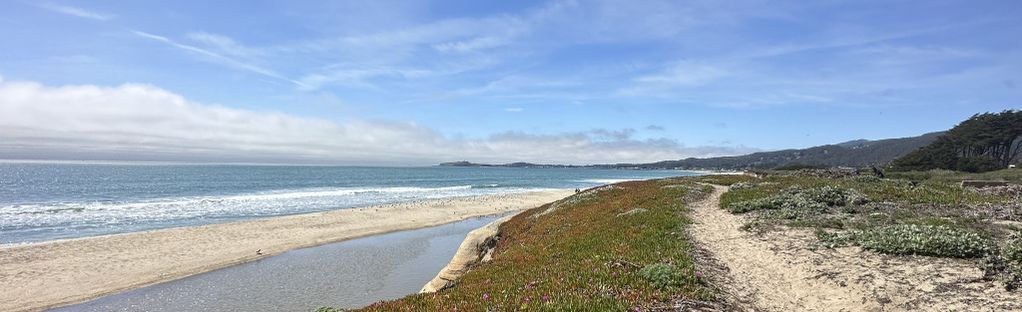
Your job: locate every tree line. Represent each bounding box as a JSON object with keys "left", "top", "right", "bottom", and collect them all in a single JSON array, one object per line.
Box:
[{"left": 891, "top": 110, "right": 1022, "bottom": 172}]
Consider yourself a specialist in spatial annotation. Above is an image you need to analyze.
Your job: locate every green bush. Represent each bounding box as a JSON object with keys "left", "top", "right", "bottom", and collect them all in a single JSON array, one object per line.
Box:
[
  {"left": 984, "top": 234, "right": 1022, "bottom": 291},
  {"left": 1004, "top": 237, "right": 1022, "bottom": 264},
  {"left": 1003, "top": 237, "right": 1022, "bottom": 290},
  {"left": 855, "top": 224, "right": 990, "bottom": 258},
  {"left": 730, "top": 181, "right": 757, "bottom": 190},
  {"left": 726, "top": 186, "right": 868, "bottom": 213},
  {"left": 816, "top": 230, "right": 856, "bottom": 248}
]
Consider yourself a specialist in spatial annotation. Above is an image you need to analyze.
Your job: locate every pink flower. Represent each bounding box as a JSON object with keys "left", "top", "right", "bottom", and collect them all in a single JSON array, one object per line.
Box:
[
  {"left": 695, "top": 271, "right": 703, "bottom": 279},
  {"left": 542, "top": 295, "right": 550, "bottom": 302},
  {"left": 482, "top": 293, "right": 490, "bottom": 300}
]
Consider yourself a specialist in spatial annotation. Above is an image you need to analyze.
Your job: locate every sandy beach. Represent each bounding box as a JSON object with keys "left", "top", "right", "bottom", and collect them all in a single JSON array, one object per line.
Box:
[{"left": 0, "top": 190, "right": 573, "bottom": 312}]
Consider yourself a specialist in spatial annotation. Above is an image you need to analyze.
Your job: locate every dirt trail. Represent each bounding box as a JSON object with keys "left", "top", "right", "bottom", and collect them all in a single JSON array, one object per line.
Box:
[
  {"left": 689, "top": 185, "right": 877, "bottom": 311},
  {"left": 687, "top": 185, "right": 1022, "bottom": 312}
]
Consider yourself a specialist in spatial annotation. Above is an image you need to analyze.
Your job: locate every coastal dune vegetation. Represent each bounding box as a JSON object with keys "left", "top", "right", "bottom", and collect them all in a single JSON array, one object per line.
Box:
[
  {"left": 319, "top": 179, "right": 723, "bottom": 311},
  {"left": 709, "top": 169, "right": 1022, "bottom": 291}
]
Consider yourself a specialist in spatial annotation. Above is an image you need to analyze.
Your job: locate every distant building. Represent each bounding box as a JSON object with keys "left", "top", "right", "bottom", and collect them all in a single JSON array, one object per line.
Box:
[{"left": 1010, "top": 164, "right": 1017, "bottom": 169}]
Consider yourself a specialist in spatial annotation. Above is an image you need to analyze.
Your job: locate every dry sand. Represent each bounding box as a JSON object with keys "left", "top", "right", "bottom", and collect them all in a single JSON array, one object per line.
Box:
[
  {"left": 0, "top": 190, "right": 573, "bottom": 312},
  {"left": 689, "top": 184, "right": 1021, "bottom": 311}
]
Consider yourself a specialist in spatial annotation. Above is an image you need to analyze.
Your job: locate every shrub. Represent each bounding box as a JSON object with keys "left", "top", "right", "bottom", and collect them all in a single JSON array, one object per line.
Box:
[
  {"left": 848, "top": 175, "right": 883, "bottom": 183},
  {"left": 984, "top": 234, "right": 1022, "bottom": 290},
  {"left": 1004, "top": 236, "right": 1022, "bottom": 264},
  {"left": 730, "top": 182, "right": 757, "bottom": 190},
  {"left": 1002, "top": 235, "right": 1022, "bottom": 290},
  {"left": 855, "top": 224, "right": 990, "bottom": 258},
  {"left": 725, "top": 186, "right": 868, "bottom": 214},
  {"left": 815, "top": 230, "right": 856, "bottom": 248}
]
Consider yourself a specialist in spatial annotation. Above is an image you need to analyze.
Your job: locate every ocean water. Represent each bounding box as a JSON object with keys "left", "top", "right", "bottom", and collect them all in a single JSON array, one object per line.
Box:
[{"left": 0, "top": 162, "right": 693, "bottom": 244}]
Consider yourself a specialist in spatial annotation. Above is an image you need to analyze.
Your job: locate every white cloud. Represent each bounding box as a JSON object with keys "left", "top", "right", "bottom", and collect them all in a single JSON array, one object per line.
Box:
[
  {"left": 0, "top": 78, "right": 751, "bottom": 165},
  {"left": 503, "top": 107, "right": 523, "bottom": 112},
  {"left": 36, "top": 3, "right": 111, "bottom": 21}
]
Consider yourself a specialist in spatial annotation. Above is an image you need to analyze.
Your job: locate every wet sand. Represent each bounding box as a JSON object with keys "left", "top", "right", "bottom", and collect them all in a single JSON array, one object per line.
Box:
[
  {"left": 0, "top": 190, "right": 573, "bottom": 312},
  {"left": 52, "top": 215, "right": 503, "bottom": 312}
]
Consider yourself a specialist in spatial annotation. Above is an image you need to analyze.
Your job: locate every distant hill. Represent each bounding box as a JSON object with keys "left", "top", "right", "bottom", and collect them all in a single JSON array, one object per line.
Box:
[
  {"left": 438, "top": 161, "right": 580, "bottom": 168},
  {"left": 603, "top": 132, "right": 945, "bottom": 170},
  {"left": 440, "top": 132, "right": 944, "bottom": 170}
]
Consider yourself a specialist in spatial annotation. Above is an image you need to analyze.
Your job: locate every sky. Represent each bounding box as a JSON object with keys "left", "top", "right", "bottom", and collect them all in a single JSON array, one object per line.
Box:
[{"left": 0, "top": 0, "right": 1019, "bottom": 165}]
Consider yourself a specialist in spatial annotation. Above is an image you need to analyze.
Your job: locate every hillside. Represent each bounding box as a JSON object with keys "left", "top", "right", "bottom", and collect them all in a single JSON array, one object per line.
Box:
[
  {"left": 437, "top": 161, "right": 579, "bottom": 168},
  {"left": 607, "top": 132, "right": 944, "bottom": 170}
]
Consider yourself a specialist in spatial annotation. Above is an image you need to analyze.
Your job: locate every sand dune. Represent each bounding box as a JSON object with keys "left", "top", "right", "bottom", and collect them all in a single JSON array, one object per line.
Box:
[{"left": 0, "top": 190, "right": 573, "bottom": 312}]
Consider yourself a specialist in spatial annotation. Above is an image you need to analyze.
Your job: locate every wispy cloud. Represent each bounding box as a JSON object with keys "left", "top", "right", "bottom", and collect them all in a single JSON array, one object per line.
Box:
[
  {"left": 130, "top": 30, "right": 306, "bottom": 88},
  {"left": 503, "top": 107, "right": 523, "bottom": 112},
  {"left": 619, "top": 61, "right": 731, "bottom": 97},
  {"left": 186, "top": 32, "right": 265, "bottom": 59},
  {"left": 36, "top": 3, "right": 111, "bottom": 21}
]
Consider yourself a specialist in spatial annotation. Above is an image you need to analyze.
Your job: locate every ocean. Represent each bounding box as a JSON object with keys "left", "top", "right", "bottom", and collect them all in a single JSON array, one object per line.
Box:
[{"left": 0, "top": 162, "right": 693, "bottom": 245}]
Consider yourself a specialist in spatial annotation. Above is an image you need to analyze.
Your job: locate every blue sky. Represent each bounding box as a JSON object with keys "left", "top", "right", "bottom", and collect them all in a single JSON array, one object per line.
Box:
[{"left": 0, "top": 0, "right": 1019, "bottom": 165}]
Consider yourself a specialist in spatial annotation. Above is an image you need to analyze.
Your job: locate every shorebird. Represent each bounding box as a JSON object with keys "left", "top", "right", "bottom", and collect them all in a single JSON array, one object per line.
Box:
[{"left": 256, "top": 249, "right": 263, "bottom": 255}]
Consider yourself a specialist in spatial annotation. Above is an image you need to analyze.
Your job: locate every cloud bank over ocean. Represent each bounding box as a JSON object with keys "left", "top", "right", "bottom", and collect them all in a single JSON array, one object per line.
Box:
[{"left": 0, "top": 78, "right": 754, "bottom": 165}]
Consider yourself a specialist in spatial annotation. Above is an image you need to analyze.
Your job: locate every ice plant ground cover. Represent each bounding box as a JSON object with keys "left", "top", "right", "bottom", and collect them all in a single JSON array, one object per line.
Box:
[{"left": 331, "top": 178, "right": 718, "bottom": 311}]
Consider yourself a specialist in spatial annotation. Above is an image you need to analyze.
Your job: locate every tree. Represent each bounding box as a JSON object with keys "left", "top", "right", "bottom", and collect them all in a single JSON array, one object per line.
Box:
[{"left": 891, "top": 110, "right": 1022, "bottom": 172}]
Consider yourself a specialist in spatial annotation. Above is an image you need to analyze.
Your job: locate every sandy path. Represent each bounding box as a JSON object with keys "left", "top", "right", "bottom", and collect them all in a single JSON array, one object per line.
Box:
[
  {"left": 0, "top": 190, "right": 573, "bottom": 312},
  {"left": 689, "top": 185, "right": 877, "bottom": 311},
  {"left": 689, "top": 185, "right": 1021, "bottom": 311}
]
